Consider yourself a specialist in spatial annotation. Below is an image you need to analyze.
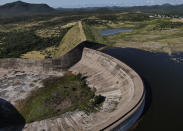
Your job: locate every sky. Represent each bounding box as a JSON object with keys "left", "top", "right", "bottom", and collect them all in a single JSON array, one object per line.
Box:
[{"left": 0, "top": 0, "right": 183, "bottom": 8}]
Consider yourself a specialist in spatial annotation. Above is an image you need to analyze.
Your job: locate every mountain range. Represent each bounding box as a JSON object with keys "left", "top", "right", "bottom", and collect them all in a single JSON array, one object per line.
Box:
[
  {"left": 1, "top": 1, "right": 183, "bottom": 16},
  {"left": 120, "top": 4, "right": 183, "bottom": 15},
  {"left": 56, "top": 3, "right": 183, "bottom": 16}
]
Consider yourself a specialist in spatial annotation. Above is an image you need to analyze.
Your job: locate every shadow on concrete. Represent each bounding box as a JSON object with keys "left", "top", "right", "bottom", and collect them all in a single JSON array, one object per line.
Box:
[
  {"left": 52, "top": 40, "right": 105, "bottom": 69},
  {"left": 0, "top": 98, "right": 25, "bottom": 130}
]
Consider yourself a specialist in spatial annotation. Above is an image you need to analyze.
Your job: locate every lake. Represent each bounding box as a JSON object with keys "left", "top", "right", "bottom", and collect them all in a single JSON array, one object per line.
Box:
[
  {"left": 103, "top": 47, "right": 183, "bottom": 131},
  {"left": 98, "top": 28, "right": 133, "bottom": 36}
]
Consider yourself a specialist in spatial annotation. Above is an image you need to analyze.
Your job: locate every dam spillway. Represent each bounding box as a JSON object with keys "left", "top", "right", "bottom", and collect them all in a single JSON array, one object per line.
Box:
[
  {"left": 0, "top": 43, "right": 145, "bottom": 131},
  {"left": 70, "top": 48, "right": 145, "bottom": 130}
]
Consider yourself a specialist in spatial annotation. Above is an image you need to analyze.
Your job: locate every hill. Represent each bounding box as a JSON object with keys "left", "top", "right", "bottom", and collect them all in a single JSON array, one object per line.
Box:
[
  {"left": 120, "top": 3, "right": 183, "bottom": 16},
  {"left": 0, "top": 1, "right": 55, "bottom": 16},
  {"left": 56, "top": 3, "right": 183, "bottom": 16}
]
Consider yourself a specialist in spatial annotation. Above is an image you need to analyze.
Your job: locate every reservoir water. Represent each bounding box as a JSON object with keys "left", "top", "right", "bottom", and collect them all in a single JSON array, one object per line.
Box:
[
  {"left": 98, "top": 28, "right": 133, "bottom": 36},
  {"left": 103, "top": 47, "right": 183, "bottom": 131}
]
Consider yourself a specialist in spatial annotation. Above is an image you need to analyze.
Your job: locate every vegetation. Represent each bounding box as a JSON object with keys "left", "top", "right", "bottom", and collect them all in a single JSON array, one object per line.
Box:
[
  {"left": 120, "top": 13, "right": 150, "bottom": 22},
  {"left": 1, "top": 4, "right": 183, "bottom": 57},
  {"left": 0, "top": 27, "right": 69, "bottom": 58},
  {"left": 96, "top": 14, "right": 119, "bottom": 22},
  {"left": 95, "top": 17, "right": 183, "bottom": 53},
  {"left": 55, "top": 22, "right": 86, "bottom": 57},
  {"left": 16, "top": 73, "right": 105, "bottom": 123},
  {"left": 153, "top": 20, "right": 183, "bottom": 30},
  {"left": 82, "top": 22, "right": 105, "bottom": 44}
]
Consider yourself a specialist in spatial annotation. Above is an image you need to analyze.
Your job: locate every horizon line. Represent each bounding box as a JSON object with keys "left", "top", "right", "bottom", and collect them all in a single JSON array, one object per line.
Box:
[{"left": 0, "top": 1, "right": 183, "bottom": 9}]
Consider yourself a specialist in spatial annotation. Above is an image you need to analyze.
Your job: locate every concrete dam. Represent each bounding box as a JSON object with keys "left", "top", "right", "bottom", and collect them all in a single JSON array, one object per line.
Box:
[{"left": 0, "top": 41, "right": 145, "bottom": 131}]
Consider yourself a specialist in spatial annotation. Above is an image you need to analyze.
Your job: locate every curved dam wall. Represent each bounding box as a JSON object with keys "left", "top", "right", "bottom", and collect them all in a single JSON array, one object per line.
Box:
[
  {"left": 69, "top": 48, "right": 145, "bottom": 131},
  {"left": 0, "top": 42, "right": 144, "bottom": 131}
]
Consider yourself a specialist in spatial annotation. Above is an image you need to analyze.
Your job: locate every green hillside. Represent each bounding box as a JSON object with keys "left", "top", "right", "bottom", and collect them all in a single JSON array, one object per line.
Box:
[
  {"left": 55, "top": 21, "right": 86, "bottom": 57},
  {"left": 82, "top": 22, "right": 105, "bottom": 44}
]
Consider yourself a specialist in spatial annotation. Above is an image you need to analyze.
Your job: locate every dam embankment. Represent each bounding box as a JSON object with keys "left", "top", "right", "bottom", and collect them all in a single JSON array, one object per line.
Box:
[
  {"left": 0, "top": 41, "right": 104, "bottom": 71},
  {"left": 0, "top": 42, "right": 144, "bottom": 131}
]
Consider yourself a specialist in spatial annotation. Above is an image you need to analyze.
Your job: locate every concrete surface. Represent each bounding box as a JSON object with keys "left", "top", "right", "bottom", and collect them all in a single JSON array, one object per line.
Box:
[{"left": 0, "top": 46, "right": 144, "bottom": 131}]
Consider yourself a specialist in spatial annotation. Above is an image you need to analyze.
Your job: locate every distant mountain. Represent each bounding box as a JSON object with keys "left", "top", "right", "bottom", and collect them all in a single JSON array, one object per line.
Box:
[
  {"left": 118, "top": 3, "right": 183, "bottom": 16},
  {"left": 1, "top": 1, "right": 183, "bottom": 17},
  {"left": 0, "top": 1, "right": 55, "bottom": 16},
  {"left": 57, "top": 3, "right": 183, "bottom": 16}
]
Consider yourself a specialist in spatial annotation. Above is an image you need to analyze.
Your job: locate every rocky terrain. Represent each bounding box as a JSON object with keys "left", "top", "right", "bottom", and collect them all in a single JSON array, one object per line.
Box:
[{"left": 0, "top": 69, "right": 64, "bottom": 105}]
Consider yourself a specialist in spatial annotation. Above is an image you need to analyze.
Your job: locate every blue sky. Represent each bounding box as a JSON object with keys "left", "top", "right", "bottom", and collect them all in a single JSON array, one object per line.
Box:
[{"left": 0, "top": 0, "right": 183, "bottom": 8}]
